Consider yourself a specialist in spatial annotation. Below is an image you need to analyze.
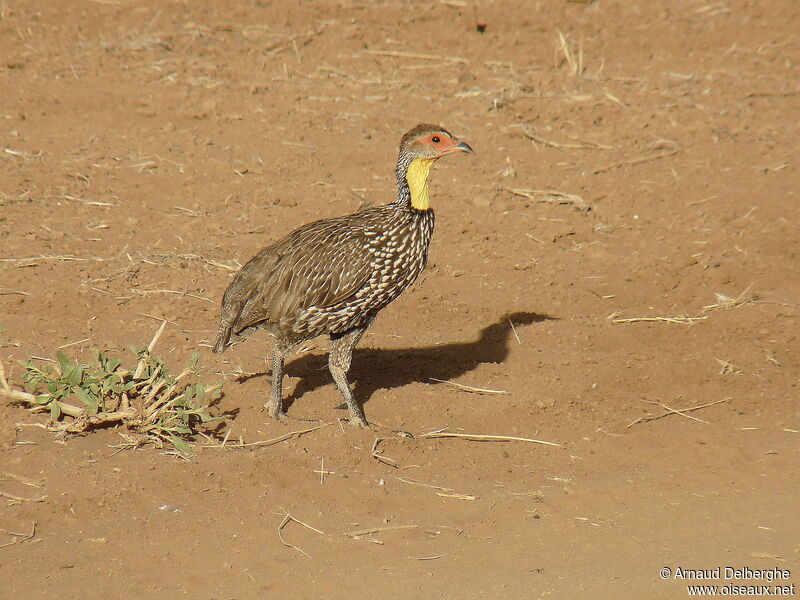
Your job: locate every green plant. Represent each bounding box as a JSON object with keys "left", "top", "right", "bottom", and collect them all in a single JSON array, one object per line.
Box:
[{"left": 1, "top": 346, "right": 223, "bottom": 452}]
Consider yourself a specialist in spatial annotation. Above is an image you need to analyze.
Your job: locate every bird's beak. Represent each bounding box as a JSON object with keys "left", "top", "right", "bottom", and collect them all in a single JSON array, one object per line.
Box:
[{"left": 437, "top": 140, "right": 473, "bottom": 157}]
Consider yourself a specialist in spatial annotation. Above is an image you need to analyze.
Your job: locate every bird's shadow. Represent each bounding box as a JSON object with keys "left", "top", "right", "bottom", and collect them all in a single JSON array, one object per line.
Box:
[{"left": 238, "top": 311, "right": 554, "bottom": 412}]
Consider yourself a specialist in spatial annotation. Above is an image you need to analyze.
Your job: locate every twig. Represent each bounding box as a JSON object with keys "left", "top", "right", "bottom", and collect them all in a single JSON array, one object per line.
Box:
[
  {"left": 277, "top": 508, "right": 324, "bottom": 558},
  {"left": 265, "top": 28, "right": 325, "bottom": 54},
  {"left": 0, "top": 362, "right": 50, "bottom": 408},
  {"left": 0, "top": 490, "right": 48, "bottom": 503},
  {"left": 220, "top": 426, "right": 233, "bottom": 449},
  {"left": 556, "top": 29, "right": 583, "bottom": 76},
  {"left": 747, "top": 89, "right": 800, "bottom": 98},
  {"left": 521, "top": 130, "right": 610, "bottom": 150},
  {"left": 611, "top": 315, "right": 707, "bottom": 324},
  {"left": 313, "top": 456, "right": 334, "bottom": 483},
  {"left": 716, "top": 359, "right": 742, "bottom": 376},
  {"left": 421, "top": 431, "right": 561, "bottom": 447},
  {"left": 133, "top": 321, "right": 166, "bottom": 379},
  {"left": 0, "top": 287, "right": 29, "bottom": 296},
  {"left": 371, "top": 437, "right": 398, "bottom": 467},
  {"left": 388, "top": 475, "right": 453, "bottom": 493},
  {"left": 28, "top": 400, "right": 85, "bottom": 418},
  {"left": 129, "top": 288, "right": 213, "bottom": 303},
  {"left": 504, "top": 188, "right": 590, "bottom": 211},
  {"left": 1, "top": 472, "right": 42, "bottom": 488},
  {"left": 388, "top": 475, "right": 478, "bottom": 500},
  {"left": 593, "top": 148, "right": 678, "bottom": 175},
  {"left": 344, "top": 524, "right": 418, "bottom": 538},
  {"left": 430, "top": 378, "right": 509, "bottom": 395},
  {"left": 702, "top": 286, "right": 758, "bottom": 312},
  {"left": 508, "top": 317, "right": 521, "bottom": 345},
  {"left": 627, "top": 398, "right": 730, "bottom": 428},
  {"left": 201, "top": 423, "right": 331, "bottom": 448},
  {"left": 436, "top": 492, "right": 477, "bottom": 500},
  {"left": 0, "top": 254, "right": 86, "bottom": 263},
  {"left": 55, "top": 338, "right": 91, "bottom": 350},
  {"left": 365, "top": 49, "right": 468, "bottom": 63},
  {"left": 0, "top": 521, "right": 37, "bottom": 548}
]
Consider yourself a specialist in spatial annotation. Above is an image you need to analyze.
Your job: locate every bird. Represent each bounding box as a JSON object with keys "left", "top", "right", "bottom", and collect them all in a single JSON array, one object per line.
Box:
[{"left": 213, "top": 124, "right": 472, "bottom": 426}]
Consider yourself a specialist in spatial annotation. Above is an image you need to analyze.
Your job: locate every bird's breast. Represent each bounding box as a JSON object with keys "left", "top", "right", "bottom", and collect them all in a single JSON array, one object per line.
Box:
[{"left": 364, "top": 212, "right": 434, "bottom": 296}]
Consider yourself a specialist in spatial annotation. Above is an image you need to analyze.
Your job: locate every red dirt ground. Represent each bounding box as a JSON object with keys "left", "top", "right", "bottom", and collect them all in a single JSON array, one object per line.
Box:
[{"left": 1, "top": 1, "right": 798, "bottom": 598}]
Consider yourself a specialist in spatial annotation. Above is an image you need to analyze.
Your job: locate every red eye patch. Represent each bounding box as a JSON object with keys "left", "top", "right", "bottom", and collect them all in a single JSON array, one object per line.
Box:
[{"left": 422, "top": 133, "right": 453, "bottom": 149}]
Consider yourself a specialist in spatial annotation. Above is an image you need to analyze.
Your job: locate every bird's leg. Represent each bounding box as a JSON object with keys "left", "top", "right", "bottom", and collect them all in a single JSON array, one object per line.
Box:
[
  {"left": 329, "top": 322, "right": 372, "bottom": 427},
  {"left": 268, "top": 342, "right": 287, "bottom": 419}
]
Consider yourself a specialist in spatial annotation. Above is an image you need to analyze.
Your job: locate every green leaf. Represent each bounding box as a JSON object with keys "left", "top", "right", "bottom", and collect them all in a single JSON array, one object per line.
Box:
[
  {"left": 169, "top": 435, "right": 191, "bottom": 453},
  {"left": 181, "top": 386, "right": 195, "bottom": 405},
  {"left": 49, "top": 401, "right": 61, "bottom": 420},
  {"left": 61, "top": 363, "right": 77, "bottom": 386},
  {"left": 56, "top": 352, "right": 73, "bottom": 375},
  {"left": 199, "top": 413, "right": 223, "bottom": 423},
  {"left": 74, "top": 388, "right": 99, "bottom": 415}
]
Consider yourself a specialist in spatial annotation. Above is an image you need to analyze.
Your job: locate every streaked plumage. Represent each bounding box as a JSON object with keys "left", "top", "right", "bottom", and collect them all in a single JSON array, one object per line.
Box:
[{"left": 213, "top": 124, "right": 472, "bottom": 426}]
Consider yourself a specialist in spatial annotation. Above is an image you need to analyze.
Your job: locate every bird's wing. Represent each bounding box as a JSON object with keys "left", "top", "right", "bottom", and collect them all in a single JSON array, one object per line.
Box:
[{"left": 220, "top": 217, "right": 375, "bottom": 335}]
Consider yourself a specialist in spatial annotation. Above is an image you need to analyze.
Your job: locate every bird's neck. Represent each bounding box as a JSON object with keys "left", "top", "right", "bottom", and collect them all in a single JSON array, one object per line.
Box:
[{"left": 395, "top": 156, "right": 435, "bottom": 212}]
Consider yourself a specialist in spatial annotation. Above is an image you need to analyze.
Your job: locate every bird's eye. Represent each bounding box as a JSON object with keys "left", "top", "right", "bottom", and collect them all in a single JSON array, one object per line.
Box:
[{"left": 431, "top": 136, "right": 441, "bottom": 144}]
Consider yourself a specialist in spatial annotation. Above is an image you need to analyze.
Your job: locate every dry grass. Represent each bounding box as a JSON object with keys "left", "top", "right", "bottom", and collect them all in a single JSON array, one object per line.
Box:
[
  {"left": 703, "top": 287, "right": 759, "bottom": 312},
  {"left": 504, "top": 188, "right": 591, "bottom": 211},
  {"left": 277, "top": 508, "right": 325, "bottom": 558},
  {"left": 0, "top": 522, "right": 38, "bottom": 548},
  {"left": 421, "top": 429, "right": 561, "bottom": 447},
  {"left": 609, "top": 314, "right": 707, "bottom": 325},
  {"left": 627, "top": 398, "right": 730, "bottom": 428},
  {"left": 371, "top": 427, "right": 561, "bottom": 468},
  {"left": 365, "top": 48, "right": 468, "bottom": 64},
  {"left": 593, "top": 141, "right": 679, "bottom": 175},
  {"left": 518, "top": 128, "right": 612, "bottom": 151},
  {"left": 429, "top": 377, "right": 509, "bottom": 395},
  {"left": 199, "top": 422, "right": 331, "bottom": 449},
  {"left": 344, "top": 524, "right": 418, "bottom": 540},
  {"left": 556, "top": 29, "right": 584, "bottom": 76}
]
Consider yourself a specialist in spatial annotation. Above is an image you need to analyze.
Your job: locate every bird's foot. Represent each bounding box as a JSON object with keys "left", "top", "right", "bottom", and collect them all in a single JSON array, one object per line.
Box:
[
  {"left": 333, "top": 401, "right": 370, "bottom": 428},
  {"left": 263, "top": 402, "right": 288, "bottom": 421},
  {"left": 348, "top": 414, "right": 370, "bottom": 428}
]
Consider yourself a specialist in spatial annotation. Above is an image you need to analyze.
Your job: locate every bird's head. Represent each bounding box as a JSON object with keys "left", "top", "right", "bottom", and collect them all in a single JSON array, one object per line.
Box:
[
  {"left": 400, "top": 124, "right": 473, "bottom": 160},
  {"left": 397, "top": 124, "right": 472, "bottom": 211}
]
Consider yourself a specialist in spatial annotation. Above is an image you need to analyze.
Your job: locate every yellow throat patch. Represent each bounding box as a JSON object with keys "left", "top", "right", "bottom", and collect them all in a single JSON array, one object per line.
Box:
[{"left": 406, "top": 157, "right": 435, "bottom": 211}]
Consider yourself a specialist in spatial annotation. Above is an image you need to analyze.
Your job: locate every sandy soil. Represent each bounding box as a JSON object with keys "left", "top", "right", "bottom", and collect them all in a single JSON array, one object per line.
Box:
[{"left": 1, "top": 1, "right": 798, "bottom": 598}]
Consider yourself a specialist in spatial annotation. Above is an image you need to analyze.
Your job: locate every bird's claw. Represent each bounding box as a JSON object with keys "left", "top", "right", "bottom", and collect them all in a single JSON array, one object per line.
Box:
[
  {"left": 345, "top": 415, "right": 370, "bottom": 428},
  {"left": 264, "top": 403, "right": 288, "bottom": 421}
]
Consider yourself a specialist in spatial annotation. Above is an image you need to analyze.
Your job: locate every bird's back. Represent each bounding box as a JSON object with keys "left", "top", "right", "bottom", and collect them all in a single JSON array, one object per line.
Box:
[{"left": 213, "top": 203, "right": 434, "bottom": 352}]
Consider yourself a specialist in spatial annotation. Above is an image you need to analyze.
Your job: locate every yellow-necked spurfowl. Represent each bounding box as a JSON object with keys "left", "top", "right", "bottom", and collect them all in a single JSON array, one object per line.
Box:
[{"left": 213, "top": 124, "right": 472, "bottom": 426}]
